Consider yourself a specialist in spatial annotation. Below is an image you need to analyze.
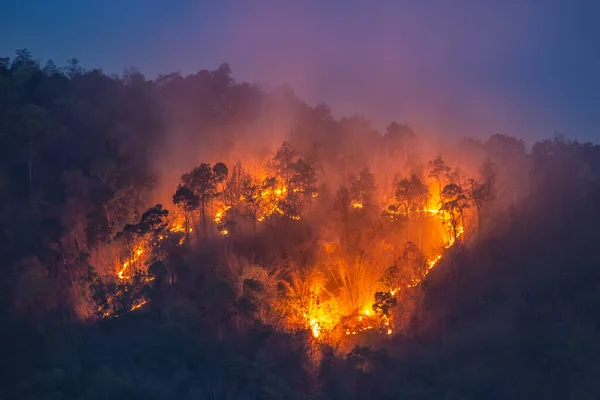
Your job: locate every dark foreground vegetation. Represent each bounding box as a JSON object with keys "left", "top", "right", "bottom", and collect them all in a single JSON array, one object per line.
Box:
[{"left": 2, "top": 50, "right": 600, "bottom": 399}]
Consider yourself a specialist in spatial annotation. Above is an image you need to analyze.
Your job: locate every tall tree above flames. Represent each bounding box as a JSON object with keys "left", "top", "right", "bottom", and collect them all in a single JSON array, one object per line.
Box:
[
  {"left": 428, "top": 156, "right": 452, "bottom": 200},
  {"left": 441, "top": 183, "right": 469, "bottom": 242},
  {"left": 384, "top": 121, "right": 416, "bottom": 164},
  {"left": 172, "top": 185, "right": 199, "bottom": 244},
  {"left": 284, "top": 158, "right": 318, "bottom": 217},
  {"left": 391, "top": 174, "right": 430, "bottom": 241},
  {"left": 272, "top": 142, "right": 298, "bottom": 184},
  {"left": 394, "top": 174, "right": 430, "bottom": 218},
  {"left": 181, "top": 162, "right": 228, "bottom": 239},
  {"left": 349, "top": 167, "right": 377, "bottom": 210},
  {"left": 240, "top": 176, "right": 267, "bottom": 236}
]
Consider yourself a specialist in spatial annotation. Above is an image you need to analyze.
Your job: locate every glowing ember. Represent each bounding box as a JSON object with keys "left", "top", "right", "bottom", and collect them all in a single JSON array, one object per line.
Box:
[
  {"left": 117, "top": 246, "right": 145, "bottom": 280},
  {"left": 130, "top": 300, "right": 147, "bottom": 311},
  {"left": 214, "top": 206, "right": 231, "bottom": 223},
  {"left": 351, "top": 201, "right": 363, "bottom": 209}
]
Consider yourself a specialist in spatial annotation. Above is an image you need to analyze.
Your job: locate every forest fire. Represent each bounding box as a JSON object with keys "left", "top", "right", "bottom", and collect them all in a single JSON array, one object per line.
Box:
[
  {"left": 116, "top": 247, "right": 145, "bottom": 280},
  {"left": 93, "top": 139, "right": 481, "bottom": 344},
  {"left": 4, "top": 44, "right": 589, "bottom": 398}
]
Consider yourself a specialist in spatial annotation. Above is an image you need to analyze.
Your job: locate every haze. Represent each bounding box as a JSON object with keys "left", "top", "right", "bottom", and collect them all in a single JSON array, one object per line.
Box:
[{"left": 2, "top": 0, "right": 599, "bottom": 143}]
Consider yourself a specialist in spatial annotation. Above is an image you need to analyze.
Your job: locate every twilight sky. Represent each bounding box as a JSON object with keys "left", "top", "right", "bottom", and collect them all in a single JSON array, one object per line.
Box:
[{"left": 2, "top": 0, "right": 599, "bottom": 143}]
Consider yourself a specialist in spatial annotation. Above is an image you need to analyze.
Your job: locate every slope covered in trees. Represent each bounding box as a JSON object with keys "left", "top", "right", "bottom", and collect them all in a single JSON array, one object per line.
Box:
[{"left": 1, "top": 50, "right": 599, "bottom": 399}]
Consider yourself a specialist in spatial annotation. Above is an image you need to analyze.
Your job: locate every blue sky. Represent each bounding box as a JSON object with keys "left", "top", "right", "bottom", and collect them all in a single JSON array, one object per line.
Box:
[{"left": 2, "top": 0, "right": 599, "bottom": 143}]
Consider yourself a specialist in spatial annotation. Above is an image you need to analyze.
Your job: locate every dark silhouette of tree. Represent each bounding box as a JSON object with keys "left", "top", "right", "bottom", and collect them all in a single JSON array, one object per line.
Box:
[
  {"left": 173, "top": 185, "right": 199, "bottom": 244},
  {"left": 14, "top": 104, "right": 54, "bottom": 202},
  {"left": 181, "top": 162, "right": 228, "bottom": 239},
  {"left": 349, "top": 167, "right": 377, "bottom": 209},
  {"left": 64, "top": 57, "right": 84, "bottom": 79},
  {"left": 272, "top": 141, "right": 298, "bottom": 184},
  {"left": 393, "top": 174, "right": 430, "bottom": 240},
  {"left": 284, "top": 158, "right": 318, "bottom": 217},
  {"left": 427, "top": 156, "right": 451, "bottom": 200},
  {"left": 383, "top": 121, "right": 416, "bottom": 164},
  {"left": 240, "top": 176, "right": 266, "bottom": 236},
  {"left": 334, "top": 186, "right": 352, "bottom": 249},
  {"left": 441, "top": 183, "right": 469, "bottom": 242}
]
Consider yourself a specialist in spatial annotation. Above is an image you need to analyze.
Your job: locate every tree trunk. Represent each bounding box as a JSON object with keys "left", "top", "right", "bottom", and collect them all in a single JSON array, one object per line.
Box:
[
  {"left": 460, "top": 212, "right": 465, "bottom": 243},
  {"left": 201, "top": 201, "right": 207, "bottom": 240},
  {"left": 343, "top": 209, "right": 350, "bottom": 252},
  {"left": 185, "top": 213, "right": 190, "bottom": 246},
  {"left": 209, "top": 201, "right": 214, "bottom": 237},
  {"left": 452, "top": 213, "right": 458, "bottom": 243}
]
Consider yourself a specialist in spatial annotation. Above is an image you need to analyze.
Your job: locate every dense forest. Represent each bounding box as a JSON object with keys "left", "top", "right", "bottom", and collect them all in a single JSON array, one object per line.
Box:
[{"left": 2, "top": 49, "right": 600, "bottom": 399}]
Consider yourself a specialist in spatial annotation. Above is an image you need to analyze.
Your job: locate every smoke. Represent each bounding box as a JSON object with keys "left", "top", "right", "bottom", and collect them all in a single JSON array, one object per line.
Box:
[
  {"left": 148, "top": 0, "right": 557, "bottom": 204},
  {"left": 210, "top": 0, "right": 554, "bottom": 139}
]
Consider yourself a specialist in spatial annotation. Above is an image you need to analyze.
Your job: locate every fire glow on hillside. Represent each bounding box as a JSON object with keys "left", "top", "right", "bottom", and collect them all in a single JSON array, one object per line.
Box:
[{"left": 92, "top": 142, "right": 484, "bottom": 344}]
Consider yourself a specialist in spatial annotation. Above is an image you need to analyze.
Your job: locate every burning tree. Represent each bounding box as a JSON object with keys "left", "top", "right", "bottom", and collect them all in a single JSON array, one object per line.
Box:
[
  {"left": 428, "top": 156, "right": 452, "bottom": 200},
  {"left": 391, "top": 174, "right": 430, "bottom": 241},
  {"left": 286, "top": 158, "right": 318, "bottom": 215},
  {"left": 217, "top": 162, "right": 245, "bottom": 230},
  {"left": 440, "top": 183, "right": 469, "bottom": 243},
  {"left": 272, "top": 142, "right": 299, "bottom": 184},
  {"left": 172, "top": 185, "right": 199, "bottom": 244},
  {"left": 180, "top": 162, "right": 228, "bottom": 239},
  {"left": 240, "top": 175, "right": 267, "bottom": 236},
  {"left": 349, "top": 168, "right": 377, "bottom": 210}
]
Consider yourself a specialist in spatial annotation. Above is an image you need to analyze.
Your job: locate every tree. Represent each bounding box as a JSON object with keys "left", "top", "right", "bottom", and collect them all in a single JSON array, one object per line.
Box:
[
  {"left": 381, "top": 204, "right": 408, "bottom": 231},
  {"left": 393, "top": 174, "right": 429, "bottom": 241},
  {"left": 383, "top": 121, "right": 416, "bottom": 163},
  {"left": 485, "top": 134, "right": 526, "bottom": 161},
  {"left": 284, "top": 158, "right": 318, "bottom": 217},
  {"left": 220, "top": 161, "right": 244, "bottom": 214},
  {"left": 394, "top": 174, "right": 429, "bottom": 217},
  {"left": 349, "top": 167, "right": 377, "bottom": 209},
  {"left": 427, "top": 156, "right": 451, "bottom": 201},
  {"left": 181, "top": 162, "right": 228, "bottom": 239},
  {"left": 441, "top": 183, "right": 469, "bottom": 243},
  {"left": 14, "top": 104, "right": 54, "bottom": 202},
  {"left": 64, "top": 57, "right": 84, "bottom": 79},
  {"left": 172, "top": 185, "right": 199, "bottom": 244},
  {"left": 137, "top": 204, "right": 169, "bottom": 237},
  {"left": 42, "top": 60, "right": 61, "bottom": 76},
  {"left": 11, "top": 49, "right": 38, "bottom": 73},
  {"left": 0, "top": 57, "right": 9, "bottom": 72},
  {"left": 271, "top": 142, "right": 298, "bottom": 187},
  {"left": 52, "top": 170, "right": 93, "bottom": 292},
  {"left": 372, "top": 291, "right": 397, "bottom": 319},
  {"left": 240, "top": 176, "right": 266, "bottom": 236},
  {"left": 480, "top": 157, "right": 498, "bottom": 197},
  {"left": 272, "top": 142, "right": 298, "bottom": 183},
  {"left": 334, "top": 186, "right": 351, "bottom": 249}
]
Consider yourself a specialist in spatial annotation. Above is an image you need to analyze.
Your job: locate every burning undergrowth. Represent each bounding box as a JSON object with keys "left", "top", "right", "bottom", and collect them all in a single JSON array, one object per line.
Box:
[{"left": 82, "top": 139, "right": 484, "bottom": 350}]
